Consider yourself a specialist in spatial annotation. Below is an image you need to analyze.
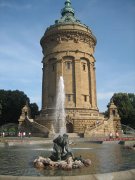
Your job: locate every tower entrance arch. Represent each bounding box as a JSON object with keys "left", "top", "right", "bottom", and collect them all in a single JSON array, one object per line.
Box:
[{"left": 66, "top": 115, "right": 73, "bottom": 133}]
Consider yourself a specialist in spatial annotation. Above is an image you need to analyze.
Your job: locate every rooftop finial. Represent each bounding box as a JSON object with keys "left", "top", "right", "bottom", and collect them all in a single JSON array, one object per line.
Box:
[
  {"left": 55, "top": 0, "right": 83, "bottom": 25},
  {"left": 65, "top": 0, "right": 71, "bottom": 3},
  {"left": 65, "top": 0, "right": 71, "bottom": 5},
  {"left": 61, "top": 0, "right": 75, "bottom": 17}
]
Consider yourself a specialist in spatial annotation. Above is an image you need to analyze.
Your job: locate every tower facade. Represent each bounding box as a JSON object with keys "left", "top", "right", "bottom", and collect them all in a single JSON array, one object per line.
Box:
[{"left": 37, "top": 0, "right": 102, "bottom": 134}]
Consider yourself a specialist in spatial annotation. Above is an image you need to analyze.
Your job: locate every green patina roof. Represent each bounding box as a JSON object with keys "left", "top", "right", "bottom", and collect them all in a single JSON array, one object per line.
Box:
[
  {"left": 61, "top": 0, "right": 75, "bottom": 16},
  {"left": 55, "top": 0, "right": 85, "bottom": 26}
]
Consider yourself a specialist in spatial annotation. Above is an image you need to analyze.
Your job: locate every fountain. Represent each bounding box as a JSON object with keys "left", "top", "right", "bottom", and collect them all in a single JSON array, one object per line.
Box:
[
  {"left": 32, "top": 76, "right": 91, "bottom": 171},
  {"left": 34, "top": 134, "right": 91, "bottom": 171},
  {"left": 54, "top": 76, "right": 66, "bottom": 134},
  {"left": 0, "top": 140, "right": 135, "bottom": 177}
]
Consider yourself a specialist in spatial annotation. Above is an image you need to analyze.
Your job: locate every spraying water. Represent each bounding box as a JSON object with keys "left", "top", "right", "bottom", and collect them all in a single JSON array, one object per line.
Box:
[{"left": 55, "top": 76, "right": 66, "bottom": 134}]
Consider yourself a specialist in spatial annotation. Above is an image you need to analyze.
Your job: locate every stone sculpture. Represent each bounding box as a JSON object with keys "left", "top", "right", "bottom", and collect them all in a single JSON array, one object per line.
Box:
[
  {"left": 34, "top": 134, "right": 91, "bottom": 171},
  {"left": 49, "top": 134, "right": 73, "bottom": 161}
]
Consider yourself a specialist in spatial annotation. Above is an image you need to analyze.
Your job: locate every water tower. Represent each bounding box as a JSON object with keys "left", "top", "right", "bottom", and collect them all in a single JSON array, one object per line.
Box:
[{"left": 36, "top": 0, "right": 101, "bottom": 134}]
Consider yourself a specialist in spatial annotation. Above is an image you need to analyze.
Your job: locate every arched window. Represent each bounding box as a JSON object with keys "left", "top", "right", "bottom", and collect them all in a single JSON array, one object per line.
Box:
[
  {"left": 80, "top": 58, "right": 88, "bottom": 72},
  {"left": 66, "top": 123, "right": 73, "bottom": 133},
  {"left": 63, "top": 56, "right": 74, "bottom": 70}
]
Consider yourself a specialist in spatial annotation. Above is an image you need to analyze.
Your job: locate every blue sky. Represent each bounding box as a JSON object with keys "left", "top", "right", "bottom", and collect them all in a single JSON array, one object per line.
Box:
[{"left": 0, "top": 0, "right": 135, "bottom": 112}]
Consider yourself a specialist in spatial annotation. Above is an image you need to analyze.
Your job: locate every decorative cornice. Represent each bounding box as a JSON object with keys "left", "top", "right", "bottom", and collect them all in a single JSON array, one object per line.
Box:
[
  {"left": 42, "top": 50, "right": 95, "bottom": 60},
  {"left": 41, "top": 29, "right": 96, "bottom": 48}
]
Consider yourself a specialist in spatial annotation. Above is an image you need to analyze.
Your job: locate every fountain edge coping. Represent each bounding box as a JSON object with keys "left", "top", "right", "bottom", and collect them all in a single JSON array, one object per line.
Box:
[{"left": 0, "top": 169, "right": 135, "bottom": 180}]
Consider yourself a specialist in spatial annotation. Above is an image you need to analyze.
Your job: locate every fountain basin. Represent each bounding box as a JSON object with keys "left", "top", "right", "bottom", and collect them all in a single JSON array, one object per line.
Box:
[
  {"left": 0, "top": 140, "right": 135, "bottom": 177},
  {"left": 0, "top": 169, "right": 135, "bottom": 180}
]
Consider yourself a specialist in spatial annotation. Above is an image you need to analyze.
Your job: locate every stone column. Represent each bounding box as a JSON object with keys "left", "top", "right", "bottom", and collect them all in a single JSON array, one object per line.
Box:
[
  {"left": 42, "top": 62, "right": 45, "bottom": 110},
  {"left": 61, "top": 59, "right": 64, "bottom": 77},
  {"left": 42, "top": 62, "right": 49, "bottom": 110},
  {"left": 90, "top": 62, "right": 96, "bottom": 108},
  {"left": 88, "top": 61, "right": 91, "bottom": 107},
  {"left": 74, "top": 59, "right": 82, "bottom": 107},
  {"left": 55, "top": 59, "right": 63, "bottom": 97},
  {"left": 56, "top": 60, "right": 62, "bottom": 81},
  {"left": 93, "top": 64, "right": 97, "bottom": 108}
]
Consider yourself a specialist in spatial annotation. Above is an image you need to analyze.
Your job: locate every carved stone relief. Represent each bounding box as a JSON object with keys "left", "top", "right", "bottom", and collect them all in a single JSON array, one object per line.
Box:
[{"left": 44, "top": 30, "right": 96, "bottom": 48}]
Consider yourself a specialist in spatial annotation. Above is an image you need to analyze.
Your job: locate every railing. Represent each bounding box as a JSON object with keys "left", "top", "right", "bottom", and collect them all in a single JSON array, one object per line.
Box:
[
  {"left": 122, "top": 124, "right": 135, "bottom": 134},
  {"left": 86, "top": 121, "right": 104, "bottom": 131},
  {"left": 26, "top": 117, "right": 49, "bottom": 131},
  {"left": 88, "top": 137, "right": 135, "bottom": 142}
]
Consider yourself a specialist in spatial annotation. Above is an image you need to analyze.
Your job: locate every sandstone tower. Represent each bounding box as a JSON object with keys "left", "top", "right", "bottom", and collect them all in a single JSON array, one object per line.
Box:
[{"left": 36, "top": 0, "right": 121, "bottom": 136}]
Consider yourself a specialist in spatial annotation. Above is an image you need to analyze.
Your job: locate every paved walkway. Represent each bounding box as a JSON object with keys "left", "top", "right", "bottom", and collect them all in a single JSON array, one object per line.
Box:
[
  {"left": 0, "top": 137, "right": 53, "bottom": 146},
  {"left": 0, "top": 136, "right": 135, "bottom": 146}
]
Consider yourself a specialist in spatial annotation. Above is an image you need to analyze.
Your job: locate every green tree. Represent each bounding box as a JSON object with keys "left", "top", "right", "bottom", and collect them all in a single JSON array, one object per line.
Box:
[
  {"left": 107, "top": 93, "right": 135, "bottom": 128},
  {"left": 0, "top": 103, "right": 2, "bottom": 116},
  {"left": 0, "top": 90, "right": 39, "bottom": 126},
  {"left": 30, "top": 103, "right": 39, "bottom": 119}
]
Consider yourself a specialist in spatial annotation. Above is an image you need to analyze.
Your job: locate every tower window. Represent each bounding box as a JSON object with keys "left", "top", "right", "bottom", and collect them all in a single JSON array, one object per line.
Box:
[
  {"left": 67, "top": 62, "right": 71, "bottom": 69},
  {"left": 84, "top": 95, "right": 87, "bottom": 102},
  {"left": 112, "top": 110, "right": 116, "bottom": 116},
  {"left": 83, "top": 64, "right": 86, "bottom": 71}
]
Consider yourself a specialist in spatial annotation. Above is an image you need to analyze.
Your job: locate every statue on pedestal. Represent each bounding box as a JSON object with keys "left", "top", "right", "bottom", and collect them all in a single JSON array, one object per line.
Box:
[
  {"left": 34, "top": 134, "right": 91, "bottom": 170},
  {"left": 50, "top": 134, "right": 73, "bottom": 161}
]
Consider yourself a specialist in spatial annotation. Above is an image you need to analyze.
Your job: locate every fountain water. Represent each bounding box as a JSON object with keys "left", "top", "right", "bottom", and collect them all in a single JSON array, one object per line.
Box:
[{"left": 55, "top": 76, "right": 66, "bottom": 134}]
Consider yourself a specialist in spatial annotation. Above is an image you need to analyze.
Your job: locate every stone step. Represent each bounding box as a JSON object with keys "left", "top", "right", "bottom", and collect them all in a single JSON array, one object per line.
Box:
[
  {"left": 52, "top": 133, "right": 80, "bottom": 138},
  {"left": 67, "top": 133, "right": 80, "bottom": 138}
]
